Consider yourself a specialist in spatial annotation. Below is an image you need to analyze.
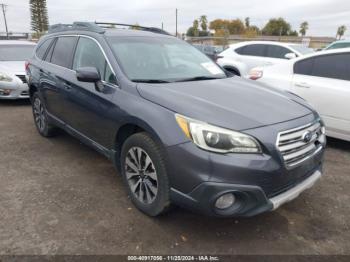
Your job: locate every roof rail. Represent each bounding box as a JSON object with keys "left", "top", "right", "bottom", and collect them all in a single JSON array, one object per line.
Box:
[
  {"left": 95, "top": 22, "right": 171, "bottom": 36},
  {"left": 48, "top": 22, "right": 105, "bottom": 34}
]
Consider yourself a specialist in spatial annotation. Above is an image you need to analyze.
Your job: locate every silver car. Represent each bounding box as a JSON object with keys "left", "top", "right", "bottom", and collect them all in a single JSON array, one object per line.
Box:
[{"left": 0, "top": 40, "right": 36, "bottom": 99}]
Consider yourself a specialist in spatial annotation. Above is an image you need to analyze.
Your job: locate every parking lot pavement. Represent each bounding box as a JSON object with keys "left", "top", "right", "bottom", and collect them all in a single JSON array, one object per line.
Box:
[{"left": 0, "top": 100, "right": 349, "bottom": 255}]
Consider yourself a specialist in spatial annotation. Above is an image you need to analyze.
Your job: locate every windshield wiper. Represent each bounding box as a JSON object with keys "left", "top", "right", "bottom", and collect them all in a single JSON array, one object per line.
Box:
[
  {"left": 132, "top": 79, "right": 171, "bottom": 83},
  {"left": 174, "top": 76, "right": 224, "bottom": 82}
]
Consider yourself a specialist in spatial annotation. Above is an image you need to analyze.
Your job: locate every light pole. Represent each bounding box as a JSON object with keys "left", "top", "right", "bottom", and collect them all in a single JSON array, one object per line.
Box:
[
  {"left": 0, "top": 4, "right": 9, "bottom": 39},
  {"left": 175, "top": 8, "right": 178, "bottom": 37}
]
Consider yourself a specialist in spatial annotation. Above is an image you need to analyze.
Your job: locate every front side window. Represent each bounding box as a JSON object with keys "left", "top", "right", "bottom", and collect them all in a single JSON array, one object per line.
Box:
[
  {"left": 266, "top": 45, "right": 292, "bottom": 59},
  {"left": 106, "top": 36, "right": 226, "bottom": 82},
  {"left": 50, "top": 36, "right": 77, "bottom": 68},
  {"left": 73, "top": 37, "right": 116, "bottom": 84},
  {"left": 0, "top": 45, "right": 35, "bottom": 61}
]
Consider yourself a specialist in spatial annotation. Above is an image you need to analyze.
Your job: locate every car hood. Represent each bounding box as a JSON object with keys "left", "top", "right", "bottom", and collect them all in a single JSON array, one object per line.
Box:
[
  {"left": 0, "top": 61, "right": 25, "bottom": 74},
  {"left": 137, "top": 77, "right": 313, "bottom": 131}
]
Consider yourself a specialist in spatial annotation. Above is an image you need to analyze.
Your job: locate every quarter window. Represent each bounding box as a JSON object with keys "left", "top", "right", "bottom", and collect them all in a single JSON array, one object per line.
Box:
[
  {"left": 73, "top": 37, "right": 117, "bottom": 84},
  {"left": 36, "top": 38, "right": 54, "bottom": 60},
  {"left": 50, "top": 36, "right": 77, "bottom": 68}
]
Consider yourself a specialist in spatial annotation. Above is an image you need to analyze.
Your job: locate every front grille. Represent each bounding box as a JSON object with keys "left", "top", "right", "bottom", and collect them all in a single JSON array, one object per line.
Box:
[
  {"left": 277, "top": 120, "right": 325, "bottom": 167},
  {"left": 16, "top": 75, "right": 27, "bottom": 83}
]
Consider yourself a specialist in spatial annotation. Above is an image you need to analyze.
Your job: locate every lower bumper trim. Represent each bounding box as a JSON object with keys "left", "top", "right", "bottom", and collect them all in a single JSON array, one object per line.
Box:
[{"left": 269, "top": 170, "right": 322, "bottom": 210}]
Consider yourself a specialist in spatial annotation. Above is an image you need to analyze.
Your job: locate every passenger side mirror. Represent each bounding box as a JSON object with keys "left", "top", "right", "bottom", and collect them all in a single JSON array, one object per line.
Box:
[
  {"left": 284, "top": 53, "right": 297, "bottom": 59},
  {"left": 76, "top": 67, "right": 104, "bottom": 92}
]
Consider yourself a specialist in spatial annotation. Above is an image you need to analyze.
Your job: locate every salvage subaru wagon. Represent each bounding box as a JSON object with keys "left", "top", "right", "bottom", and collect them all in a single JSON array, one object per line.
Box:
[{"left": 26, "top": 22, "right": 326, "bottom": 217}]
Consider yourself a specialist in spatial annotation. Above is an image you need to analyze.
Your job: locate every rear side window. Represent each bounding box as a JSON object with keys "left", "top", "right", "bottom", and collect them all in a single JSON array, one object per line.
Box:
[
  {"left": 266, "top": 45, "right": 292, "bottom": 59},
  {"left": 294, "top": 58, "right": 315, "bottom": 75},
  {"left": 44, "top": 38, "right": 57, "bottom": 62},
  {"left": 36, "top": 38, "right": 53, "bottom": 60},
  {"left": 235, "top": 44, "right": 266, "bottom": 57},
  {"left": 294, "top": 53, "right": 350, "bottom": 81},
  {"left": 50, "top": 36, "right": 77, "bottom": 68}
]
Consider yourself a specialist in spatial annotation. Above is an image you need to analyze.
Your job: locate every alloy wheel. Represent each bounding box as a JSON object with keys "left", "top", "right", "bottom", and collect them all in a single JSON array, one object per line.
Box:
[
  {"left": 33, "top": 97, "right": 46, "bottom": 132},
  {"left": 125, "top": 147, "right": 158, "bottom": 204}
]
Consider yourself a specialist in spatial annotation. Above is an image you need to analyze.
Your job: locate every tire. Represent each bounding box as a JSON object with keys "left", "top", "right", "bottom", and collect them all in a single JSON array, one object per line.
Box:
[
  {"left": 120, "top": 132, "right": 170, "bottom": 216},
  {"left": 31, "top": 92, "right": 57, "bottom": 137}
]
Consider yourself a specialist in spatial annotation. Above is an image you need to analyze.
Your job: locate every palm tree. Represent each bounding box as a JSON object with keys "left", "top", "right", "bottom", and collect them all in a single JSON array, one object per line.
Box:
[
  {"left": 336, "top": 25, "right": 347, "bottom": 40},
  {"left": 193, "top": 19, "right": 199, "bottom": 37},
  {"left": 199, "top": 15, "right": 208, "bottom": 32},
  {"left": 299, "top": 21, "right": 309, "bottom": 37}
]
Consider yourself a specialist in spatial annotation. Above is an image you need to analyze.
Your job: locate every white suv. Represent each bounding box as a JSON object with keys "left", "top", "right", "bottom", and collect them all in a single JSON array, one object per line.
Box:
[
  {"left": 0, "top": 40, "right": 36, "bottom": 99},
  {"left": 217, "top": 41, "right": 313, "bottom": 78}
]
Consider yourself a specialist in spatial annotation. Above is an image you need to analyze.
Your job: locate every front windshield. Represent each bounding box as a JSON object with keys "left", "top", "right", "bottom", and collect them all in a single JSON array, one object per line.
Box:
[
  {"left": 289, "top": 44, "right": 314, "bottom": 55},
  {"left": 0, "top": 45, "right": 35, "bottom": 61},
  {"left": 107, "top": 36, "right": 226, "bottom": 82}
]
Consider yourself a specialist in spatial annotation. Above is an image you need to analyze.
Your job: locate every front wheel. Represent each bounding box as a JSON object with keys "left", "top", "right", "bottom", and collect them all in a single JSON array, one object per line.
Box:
[
  {"left": 121, "top": 132, "right": 170, "bottom": 216},
  {"left": 31, "top": 92, "right": 57, "bottom": 137}
]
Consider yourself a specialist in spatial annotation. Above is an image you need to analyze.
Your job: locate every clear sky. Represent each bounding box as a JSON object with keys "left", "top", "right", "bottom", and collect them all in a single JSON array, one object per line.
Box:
[{"left": 3, "top": 0, "right": 350, "bottom": 37}]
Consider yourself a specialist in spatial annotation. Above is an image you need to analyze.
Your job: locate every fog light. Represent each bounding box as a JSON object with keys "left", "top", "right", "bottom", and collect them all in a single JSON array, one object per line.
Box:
[
  {"left": 0, "top": 88, "right": 11, "bottom": 96},
  {"left": 215, "top": 193, "right": 235, "bottom": 209}
]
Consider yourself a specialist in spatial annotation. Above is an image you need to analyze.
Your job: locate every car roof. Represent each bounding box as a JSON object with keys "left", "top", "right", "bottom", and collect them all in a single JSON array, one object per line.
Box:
[
  {"left": 230, "top": 41, "right": 298, "bottom": 48},
  {"left": 294, "top": 47, "right": 350, "bottom": 61},
  {"left": 0, "top": 40, "right": 36, "bottom": 45},
  {"left": 104, "top": 28, "right": 172, "bottom": 38},
  {"left": 330, "top": 39, "right": 350, "bottom": 43}
]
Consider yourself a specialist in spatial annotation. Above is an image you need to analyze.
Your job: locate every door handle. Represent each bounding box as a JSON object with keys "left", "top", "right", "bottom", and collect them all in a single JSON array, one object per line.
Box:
[{"left": 295, "top": 82, "right": 311, "bottom": 88}]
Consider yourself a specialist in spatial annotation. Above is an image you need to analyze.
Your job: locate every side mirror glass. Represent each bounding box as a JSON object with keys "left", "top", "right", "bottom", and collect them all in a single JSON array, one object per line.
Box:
[{"left": 285, "top": 53, "right": 297, "bottom": 59}]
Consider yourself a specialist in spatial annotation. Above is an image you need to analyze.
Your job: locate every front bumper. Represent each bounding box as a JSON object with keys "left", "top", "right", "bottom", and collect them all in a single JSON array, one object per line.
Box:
[
  {"left": 0, "top": 79, "right": 29, "bottom": 100},
  {"left": 170, "top": 168, "right": 322, "bottom": 217}
]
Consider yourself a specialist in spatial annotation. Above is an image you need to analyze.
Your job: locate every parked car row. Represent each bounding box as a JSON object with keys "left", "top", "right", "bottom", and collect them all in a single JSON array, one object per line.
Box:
[{"left": 23, "top": 22, "right": 326, "bottom": 218}]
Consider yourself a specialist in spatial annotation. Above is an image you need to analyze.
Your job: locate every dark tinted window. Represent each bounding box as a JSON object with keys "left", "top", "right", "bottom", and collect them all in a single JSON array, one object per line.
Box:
[
  {"left": 73, "top": 37, "right": 117, "bottom": 84},
  {"left": 0, "top": 45, "right": 35, "bottom": 61},
  {"left": 36, "top": 39, "right": 53, "bottom": 60},
  {"left": 312, "top": 53, "right": 350, "bottom": 81},
  {"left": 235, "top": 44, "right": 266, "bottom": 57},
  {"left": 51, "top": 36, "right": 77, "bottom": 68},
  {"left": 294, "top": 53, "right": 350, "bottom": 81},
  {"left": 266, "top": 45, "right": 292, "bottom": 59},
  {"left": 44, "top": 38, "right": 56, "bottom": 62},
  {"left": 294, "top": 58, "right": 315, "bottom": 75}
]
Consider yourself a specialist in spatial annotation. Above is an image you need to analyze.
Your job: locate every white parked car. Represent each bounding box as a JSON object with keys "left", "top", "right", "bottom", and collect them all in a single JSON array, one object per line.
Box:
[
  {"left": 217, "top": 41, "right": 314, "bottom": 77},
  {"left": 249, "top": 48, "right": 350, "bottom": 142},
  {"left": 0, "top": 40, "right": 36, "bottom": 99}
]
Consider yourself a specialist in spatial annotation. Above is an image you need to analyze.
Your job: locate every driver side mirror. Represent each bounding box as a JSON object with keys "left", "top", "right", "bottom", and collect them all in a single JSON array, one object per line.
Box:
[
  {"left": 284, "top": 53, "right": 297, "bottom": 60},
  {"left": 76, "top": 67, "right": 104, "bottom": 92}
]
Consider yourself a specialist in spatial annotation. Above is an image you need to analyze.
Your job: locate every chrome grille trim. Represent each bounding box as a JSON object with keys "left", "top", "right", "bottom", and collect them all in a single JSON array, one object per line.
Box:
[{"left": 277, "top": 120, "right": 325, "bottom": 167}]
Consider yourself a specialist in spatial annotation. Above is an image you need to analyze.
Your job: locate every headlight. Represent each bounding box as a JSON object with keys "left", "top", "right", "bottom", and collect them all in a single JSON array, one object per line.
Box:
[
  {"left": 175, "top": 114, "right": 262, "bottom": 153},
  {"left": 0, "top": 72, "right": 12, "bottom": 82}
]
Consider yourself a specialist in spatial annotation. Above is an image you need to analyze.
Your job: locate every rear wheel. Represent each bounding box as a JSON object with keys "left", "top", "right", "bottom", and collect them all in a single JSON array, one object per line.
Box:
[
  {"left": 121, "top": 132, "right": 170, "bottom": 216},
  {"left": 31, "top": 92, "right": 57, "bottom": 137}
]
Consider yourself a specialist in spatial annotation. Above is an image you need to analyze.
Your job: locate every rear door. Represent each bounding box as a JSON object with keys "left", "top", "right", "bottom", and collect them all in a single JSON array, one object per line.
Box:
[
  {"left": 235, "top": 44, "right": 268, "bottom": 71},
  {"left": 292, "top": 53, "right": 350, "bottom": 137},
  {"left": 41, "top": 36, "right": 78, "bottom": 122}
]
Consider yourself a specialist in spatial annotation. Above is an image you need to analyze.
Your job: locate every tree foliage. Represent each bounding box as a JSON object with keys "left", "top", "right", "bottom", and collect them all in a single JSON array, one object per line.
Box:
[
  {"left": 337, "top": 25, "right": 347, "bottom": 39},
  {"left": 30, "top": 0, "right": 49, "bottom": 34},
  {"left": 299, "top": 21, "right": 309, "bottom": 36},
  {"left": 199, "top": 15, "right": 208, "bottom": 31},
  {"left": 209, "top": 19, "right": 245, "bottom": 35},
  {"left": 187, "top": 15, "right": 209, "bottom": 37},
  {"left": 262, "top": 18, "right": 292, "bottom": 36}
]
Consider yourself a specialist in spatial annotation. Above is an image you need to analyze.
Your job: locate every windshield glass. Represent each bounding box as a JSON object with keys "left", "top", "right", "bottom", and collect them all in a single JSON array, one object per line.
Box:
[
  {"left": 0, "top": 45, "right": 35, "bottom": 61},
  {"left": 289, "top": 44, "right": 314, "bottom": 55},
  {"left": 107, "top": 36, "right": 226, "bottom": 82}
]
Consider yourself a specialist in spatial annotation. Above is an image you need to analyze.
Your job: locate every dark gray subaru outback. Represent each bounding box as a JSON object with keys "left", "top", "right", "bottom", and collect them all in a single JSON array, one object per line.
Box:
[{"left": 26, "top": 22, "right": 326, "bottom": 217}]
